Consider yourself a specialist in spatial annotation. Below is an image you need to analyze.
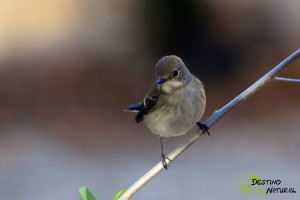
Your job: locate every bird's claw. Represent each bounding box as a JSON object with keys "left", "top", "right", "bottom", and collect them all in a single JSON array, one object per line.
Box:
[
  {"left": 197, "top": 122, "right": 210, "bottom": 136},
  {"left": 161, "top": 154, "right": 172, "bottom": 170}
]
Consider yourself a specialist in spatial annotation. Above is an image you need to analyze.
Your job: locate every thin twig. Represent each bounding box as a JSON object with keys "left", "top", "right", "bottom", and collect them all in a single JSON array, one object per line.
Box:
[
  {"left": 274, "top": 77, "right": 300, "bottom": 83},
  {"left": 120, "top": 48, "right": 300, "bottom": 200}
]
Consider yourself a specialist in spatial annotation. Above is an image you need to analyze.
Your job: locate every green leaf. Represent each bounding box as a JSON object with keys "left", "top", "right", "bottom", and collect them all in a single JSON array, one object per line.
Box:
[
  {"left": 79, "top": 185, "right": 98, "bottom": 200},
  {"left": 114, "top": 189, "right": 127, "bottom": 200}
]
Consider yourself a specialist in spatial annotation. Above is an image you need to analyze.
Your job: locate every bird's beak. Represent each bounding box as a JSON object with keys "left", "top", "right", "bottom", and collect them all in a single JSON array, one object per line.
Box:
[{"left": 157, "top": 77, "right": 167, "bottom": 84}]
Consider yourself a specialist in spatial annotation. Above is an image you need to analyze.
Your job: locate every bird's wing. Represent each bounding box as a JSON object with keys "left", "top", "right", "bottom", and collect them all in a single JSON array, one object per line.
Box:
[
  {"left": 125, "top": 103, "right": 143, "bottom": 112},
  {"left": 135, "top": 80, "right": 160, "bottom": 123}
]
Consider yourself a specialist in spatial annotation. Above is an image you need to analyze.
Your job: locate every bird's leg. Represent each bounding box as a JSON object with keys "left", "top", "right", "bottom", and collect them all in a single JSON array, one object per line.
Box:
[
  {"left": 160, "top": 137, "right": 171, "bottom": 170},
  {"left": 197, "top": 122, "right": 210, "bottom": 136}
]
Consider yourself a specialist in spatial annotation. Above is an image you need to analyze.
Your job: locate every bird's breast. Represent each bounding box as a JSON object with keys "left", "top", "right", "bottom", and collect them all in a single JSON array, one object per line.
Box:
[{"left": 144, "top": 85, "right": 205, "bottom": 137}]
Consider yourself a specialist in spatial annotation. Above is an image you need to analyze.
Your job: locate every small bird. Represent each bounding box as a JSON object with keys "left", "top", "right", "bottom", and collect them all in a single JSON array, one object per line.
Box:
[{"left": 126, "top": 55, "right": 209, "bottom": 169}]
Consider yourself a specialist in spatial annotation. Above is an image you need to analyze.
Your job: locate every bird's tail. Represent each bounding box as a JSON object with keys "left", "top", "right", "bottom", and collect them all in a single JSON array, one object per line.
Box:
[{"left": 124, "top": 103, "right": 143, "bottom": 112}]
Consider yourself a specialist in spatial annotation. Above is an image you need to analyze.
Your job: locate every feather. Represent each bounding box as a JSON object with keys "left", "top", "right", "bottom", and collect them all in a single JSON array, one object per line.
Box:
[{"left": 124, "top": 103, "right": 143, "bottom": 112}]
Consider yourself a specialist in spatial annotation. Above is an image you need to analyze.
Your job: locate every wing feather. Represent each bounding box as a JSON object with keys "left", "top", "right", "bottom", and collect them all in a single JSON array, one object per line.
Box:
[{"left": 135, "top": 80, "right": 160, "bottom": 123}]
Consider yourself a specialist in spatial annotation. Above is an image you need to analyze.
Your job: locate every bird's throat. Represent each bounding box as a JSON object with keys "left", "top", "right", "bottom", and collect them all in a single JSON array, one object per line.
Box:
[{"left": 160, "top": 80, "right": 183, "bottom": 94}]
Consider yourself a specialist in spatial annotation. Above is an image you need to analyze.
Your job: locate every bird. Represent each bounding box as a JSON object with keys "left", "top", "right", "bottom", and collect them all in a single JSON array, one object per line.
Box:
[{"left": 125, "top": 55, "right": 209, "bottom": 169}]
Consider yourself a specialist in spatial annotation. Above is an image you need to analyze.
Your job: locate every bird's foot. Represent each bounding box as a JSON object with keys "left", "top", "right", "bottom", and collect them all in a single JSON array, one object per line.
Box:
[
  {"left": 197, "top": 122, "right": 210, "bottom": 136},
  {"left": 161, "top": 154, "right": 172, "bottom": 170}
]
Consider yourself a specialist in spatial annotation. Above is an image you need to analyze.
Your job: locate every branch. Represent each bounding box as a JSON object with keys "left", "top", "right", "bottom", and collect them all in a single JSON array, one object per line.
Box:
[
  {"left": 274, "top": 77, "right": 300, "bottom": 83},
  {"left": 120, "top": 48, "right": 300, "bottom": 200}
]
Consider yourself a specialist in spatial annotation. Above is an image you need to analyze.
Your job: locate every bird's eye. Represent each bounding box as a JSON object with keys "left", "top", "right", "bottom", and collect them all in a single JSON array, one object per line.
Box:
[{"left": 173, "top": 70, "right": 179, "bottom": 77}]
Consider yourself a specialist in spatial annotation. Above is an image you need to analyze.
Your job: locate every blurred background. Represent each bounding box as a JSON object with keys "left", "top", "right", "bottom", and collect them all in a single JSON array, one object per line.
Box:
[{"left": 0, "top": 0, "right": 300, "bottom": 199}]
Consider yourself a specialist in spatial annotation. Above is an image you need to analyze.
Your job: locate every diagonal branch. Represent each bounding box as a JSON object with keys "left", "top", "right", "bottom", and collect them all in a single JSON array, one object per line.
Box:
[{"left": 120, "top": 48, "right": 300, "bottom": 200}]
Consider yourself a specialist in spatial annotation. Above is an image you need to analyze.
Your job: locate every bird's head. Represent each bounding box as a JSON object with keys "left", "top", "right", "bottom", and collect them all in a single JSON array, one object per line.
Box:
[{"left": 155, "top": 55, "right": 191, "bottom": 94}]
